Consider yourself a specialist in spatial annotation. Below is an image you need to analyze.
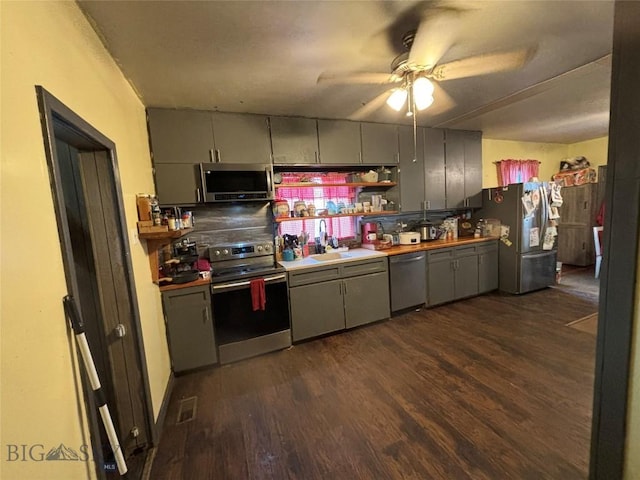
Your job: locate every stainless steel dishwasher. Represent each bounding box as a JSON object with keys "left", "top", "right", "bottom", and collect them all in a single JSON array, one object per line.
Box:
[{"left": 389, "top": 251, "right": 427, "bottom": 312}]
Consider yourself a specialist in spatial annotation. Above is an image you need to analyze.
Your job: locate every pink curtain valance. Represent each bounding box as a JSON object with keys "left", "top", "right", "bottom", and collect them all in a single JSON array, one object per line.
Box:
[{"left": 497, "top": 159, "right": 540, "bottom": 186}]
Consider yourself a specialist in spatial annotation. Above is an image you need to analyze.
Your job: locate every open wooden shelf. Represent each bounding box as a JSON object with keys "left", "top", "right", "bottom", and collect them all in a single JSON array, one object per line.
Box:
[
  {"left": 275, "top": 182, "right": 396, "bottom": 188},
  {"left": 139, "top": 228, "right": 193, "bottom": 284},
  {"left": 275, "top": 211, "right": 398, "bottom": 223}
]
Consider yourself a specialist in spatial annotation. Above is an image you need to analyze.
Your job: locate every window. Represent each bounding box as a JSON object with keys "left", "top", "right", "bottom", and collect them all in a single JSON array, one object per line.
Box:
[
  {"left": 275, "top": 172, "right": 357, "bottom": 240},
  {"left": 497, "top": 159, "right": 540, "bottom": 186}
]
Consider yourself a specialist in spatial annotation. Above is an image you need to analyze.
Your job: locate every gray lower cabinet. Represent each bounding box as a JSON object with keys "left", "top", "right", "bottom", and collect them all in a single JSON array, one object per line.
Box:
[
  {"left": 360, "top": 122, "right": 398, "bottom": 165},
  {"left": 162, "top": 285, "right": 217, "bottom": 373},
  {"left": 289, "top": 279, "right": 345, "bottom": 341},
  {"left": 344, "top": 272, "right": 390, "bottom": 328},
  {"left": 270, "top": 116, "right": 319, "bottom": 164},
  {"left": 427, "top": 245, "right": 480, "bottom": 306},
  {"left": 478, "top": 242, "right": 499, "bottom": 293},
  {"left": 154, "top": 163, "right": 202, "bottom": 205},
  {"left": 317, "top": 119, "right": 362, "bottom": 164},
  {"left": 288, "top": 258, "right": 390, "bottom": 341}
]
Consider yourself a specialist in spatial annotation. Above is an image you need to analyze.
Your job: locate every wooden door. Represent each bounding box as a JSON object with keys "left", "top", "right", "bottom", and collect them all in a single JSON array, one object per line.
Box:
[{"left": 78, "top": 149, "right": 151, "bottom": 456}]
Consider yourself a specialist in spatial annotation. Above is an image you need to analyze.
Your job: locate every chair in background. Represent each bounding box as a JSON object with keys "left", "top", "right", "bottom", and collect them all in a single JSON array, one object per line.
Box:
[{"left": 593, "top": 226, "right": 604, "bottom": 278}]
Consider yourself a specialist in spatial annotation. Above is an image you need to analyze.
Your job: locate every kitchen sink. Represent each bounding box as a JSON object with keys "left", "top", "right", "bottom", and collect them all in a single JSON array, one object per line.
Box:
[{"left": 308, "top": 252, "right": 352, "bottom": 262}]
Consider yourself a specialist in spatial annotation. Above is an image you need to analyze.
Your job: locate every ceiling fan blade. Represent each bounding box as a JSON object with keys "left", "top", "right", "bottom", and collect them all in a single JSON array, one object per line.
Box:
[
  {"left": 317, "top": 72, "right": 399, "bottom": 85},
  {"left": 428, "top": 82, "right": 456, "bottom": 115},
  {"left": 408, "top": 10, "right": 460, "bottom": 69},
  {"left": 432, "top": 48, "right": 537, "bottom": 81},
  {"left": 348, "top": 90, "right": 393, "bottom": 120}
]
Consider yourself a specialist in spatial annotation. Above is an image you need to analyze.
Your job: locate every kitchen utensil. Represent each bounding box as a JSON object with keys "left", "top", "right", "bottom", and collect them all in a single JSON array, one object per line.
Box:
[{"left": 399, "top": 232, "right": 421, "bottom": 245}]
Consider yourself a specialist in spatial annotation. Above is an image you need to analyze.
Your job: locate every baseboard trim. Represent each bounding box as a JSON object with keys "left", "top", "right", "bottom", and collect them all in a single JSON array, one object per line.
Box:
[{"left": 154, "top": 371, "right": 175, "bottom": 444}]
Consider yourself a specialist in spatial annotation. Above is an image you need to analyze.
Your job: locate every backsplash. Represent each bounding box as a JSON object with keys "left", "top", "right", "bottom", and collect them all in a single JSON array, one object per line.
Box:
[{"left": 178, "top": 203, "right": 273, "bottom": 255}]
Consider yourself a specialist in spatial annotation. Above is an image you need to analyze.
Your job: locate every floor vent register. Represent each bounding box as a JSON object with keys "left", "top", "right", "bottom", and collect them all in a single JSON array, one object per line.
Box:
[{"left": 176, "top": 396, "right": 198, "bottom": 425}]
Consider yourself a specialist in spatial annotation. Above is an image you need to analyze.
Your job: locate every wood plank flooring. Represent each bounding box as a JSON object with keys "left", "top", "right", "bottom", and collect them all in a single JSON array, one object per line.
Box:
[{"left": 150, "top": 287, "right": 597, "bottom": 480}]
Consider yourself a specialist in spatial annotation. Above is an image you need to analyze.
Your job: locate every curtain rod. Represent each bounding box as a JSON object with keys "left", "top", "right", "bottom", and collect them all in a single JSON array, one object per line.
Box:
[{"left": 493, "top": 160, "right": 542, "bottom": 164}]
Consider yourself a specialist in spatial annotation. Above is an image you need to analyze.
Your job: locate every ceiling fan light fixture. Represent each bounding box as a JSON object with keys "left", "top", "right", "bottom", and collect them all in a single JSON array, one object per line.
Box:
[
  {"left": 413, "top": 76, "right": 435, "bottom": 110},
  {"left": 386, "top": 88, "right": 408, "bottom": 111}
]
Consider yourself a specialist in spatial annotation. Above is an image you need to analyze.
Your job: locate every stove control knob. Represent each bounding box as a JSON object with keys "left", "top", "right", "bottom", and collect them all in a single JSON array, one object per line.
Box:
[
  {"left": 213, "top": 250, "right": 221, "bottom": 257},
  {"left": 256, "top": 245, "right": 263, "bottom": 252},
  {"left": 222, "top": 249, "right": 229, "bottom": 255},
  {"left": 264, "top": 244, "right": 272, "bottom": 252}
]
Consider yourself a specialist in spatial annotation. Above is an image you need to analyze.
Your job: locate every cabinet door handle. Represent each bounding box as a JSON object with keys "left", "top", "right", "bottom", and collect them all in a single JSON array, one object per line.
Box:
[
  {"left": 338, "top": 282, "right": 342, "bottom": 295},
  {"left": 426, "top": 200, "right": 431, "bottom": 210},
  {"left": 215, "top": 149, "right": 221, "bottom": 163},
  {"left": 314, "top": 151, "right": 319, "bottom": 163},
  {"left": 358, "top": 151, "right": 362, "bottom": 163},
  {"left": 396, "top": 152, "right": 400, "bottom": 164},
  {"left": 209, "top": 149, "right": 215, "bottom": 162},
  {"left": 343, "top": 281, "right": 347, "bottom": 295},
  {"left": 203, "top": 306, "right": 209, "bottom": 324},
  {"left": 479, "top": 255, "right": 483, "bottom": 265},
  {"left": 196, "top": 187, "right": 202, "bottom": 203}
]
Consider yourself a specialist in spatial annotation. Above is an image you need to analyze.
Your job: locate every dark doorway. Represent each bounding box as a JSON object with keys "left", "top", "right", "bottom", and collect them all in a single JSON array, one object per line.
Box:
[{"left": 37, "top": 87, "right": 154, "bottom": 479}]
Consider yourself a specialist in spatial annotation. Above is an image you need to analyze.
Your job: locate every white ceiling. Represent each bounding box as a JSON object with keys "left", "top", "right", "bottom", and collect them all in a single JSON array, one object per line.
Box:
[{"left": 78, "top": 0, "right": 614, "bottom": 144}]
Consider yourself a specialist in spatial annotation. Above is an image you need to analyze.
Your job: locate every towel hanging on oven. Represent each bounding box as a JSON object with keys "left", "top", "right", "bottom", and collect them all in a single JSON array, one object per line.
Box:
[{"left": 250, "top": 278, "right": 266, "bottom": 311}]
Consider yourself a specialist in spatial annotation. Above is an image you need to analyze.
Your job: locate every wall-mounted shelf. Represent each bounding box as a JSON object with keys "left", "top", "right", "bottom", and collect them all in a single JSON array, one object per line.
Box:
[
  {"left": 139, "top": 228, "right": 193, "bottom": 283},
  {"left": 275, "top": 211, "right": 398, "bottom": 223},
  {"left": 275, "top": 182, "right": 396, "bottom": 189}
]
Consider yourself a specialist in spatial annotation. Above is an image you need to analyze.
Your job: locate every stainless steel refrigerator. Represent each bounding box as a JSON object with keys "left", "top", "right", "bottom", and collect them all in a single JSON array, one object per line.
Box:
[{"left": 478, "top": 182, "right": 557, "bottom": 294}]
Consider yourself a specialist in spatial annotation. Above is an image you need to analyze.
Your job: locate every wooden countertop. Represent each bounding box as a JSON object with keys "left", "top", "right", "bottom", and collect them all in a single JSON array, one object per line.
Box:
[
  {"left": 158, "top": 276, "right": 211, "bottom": 292},
  {"left": 384, "top": 236, "right": 498, "bottom": 256}
]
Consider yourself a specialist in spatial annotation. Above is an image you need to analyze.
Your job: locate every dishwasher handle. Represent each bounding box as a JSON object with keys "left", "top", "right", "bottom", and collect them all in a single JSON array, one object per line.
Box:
[{"left": 390, "top": 254, "right": 426, "bottom": 264}]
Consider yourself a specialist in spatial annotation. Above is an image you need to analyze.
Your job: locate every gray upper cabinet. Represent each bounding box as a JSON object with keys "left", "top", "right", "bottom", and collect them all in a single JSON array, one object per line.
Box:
[
  {"left": 398, "top": 126, "right": 445, "bottom": 212},
  {"left": 147, "top": 108, "right": 215, "bottom": 164},
  {"left": 444, "top": 129, "right": 466, "bottom": 208},
  {"left": 463, "top": 130, "right": 483, "bottom": 208},
  {"left": 399, "top": 125, "right": 425, "bottom": 212},
  {"left": 361, "top": 122, "right": 398, "bottom": 165},
  {"left": 269, "top": 116, "right": 318, "bottom": 164},
  {"left": 445, "top": 129, "right": 482, "bottom": 209},
  {"left": 154, "top": 163, "right": 201, "bottom": 205},
  {"left": 424, "top": 128, "right": 446, "bottom": 210},
  {"left": 317, "top": 119, "right": 362, "bottom": 164},
  {"left": 210, "top": 112, "right": 271, "bottom": 164}
]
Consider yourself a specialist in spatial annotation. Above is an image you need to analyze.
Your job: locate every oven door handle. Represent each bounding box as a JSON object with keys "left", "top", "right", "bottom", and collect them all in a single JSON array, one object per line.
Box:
[{"left": 211, "top": 274, "right": 286, "bottom": 291}]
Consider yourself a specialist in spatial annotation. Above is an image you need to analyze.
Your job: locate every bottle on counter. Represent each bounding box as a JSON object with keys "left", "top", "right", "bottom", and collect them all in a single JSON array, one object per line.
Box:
[{"left": 168, "top": 215, "right": 177, "bottom": 231}]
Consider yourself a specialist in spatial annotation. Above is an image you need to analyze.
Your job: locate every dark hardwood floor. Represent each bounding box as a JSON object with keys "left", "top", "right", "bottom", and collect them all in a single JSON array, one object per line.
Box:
[{"left": 151, "top": 286, "right": 598, "bottom": 480}]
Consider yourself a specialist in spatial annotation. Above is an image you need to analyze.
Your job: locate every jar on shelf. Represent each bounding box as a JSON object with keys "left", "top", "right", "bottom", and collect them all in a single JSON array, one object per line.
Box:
[{"left": 273, "top": 200, "right": 290, "bottom": 218}]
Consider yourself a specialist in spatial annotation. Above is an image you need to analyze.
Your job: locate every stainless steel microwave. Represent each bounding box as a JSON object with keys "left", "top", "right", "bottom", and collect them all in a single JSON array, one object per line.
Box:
[{"left": 200, "top": 163, "right": 274, "bottom": 202}]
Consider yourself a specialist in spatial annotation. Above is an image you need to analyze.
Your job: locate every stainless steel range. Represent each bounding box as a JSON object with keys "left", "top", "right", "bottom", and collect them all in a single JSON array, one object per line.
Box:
[{"left": 207, "top": 241, "right": 290, "bottom": 364}]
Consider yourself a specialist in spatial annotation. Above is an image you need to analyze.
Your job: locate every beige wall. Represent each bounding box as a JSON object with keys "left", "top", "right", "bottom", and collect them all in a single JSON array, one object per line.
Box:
[
  {"left": 567, "top": 136, "right": 609, "bottom": 171},
  {"left": 481, "top": 138, "right": 569, "bottom": 187},
  {"left": 1, "top": 2, "right": 170, "bottom": 479},
  {"left": 482, "top": 137, "right": 609, "bottom": 188},
  {"left": 626, "top": 267, "right": 640, "bottom": 478}
]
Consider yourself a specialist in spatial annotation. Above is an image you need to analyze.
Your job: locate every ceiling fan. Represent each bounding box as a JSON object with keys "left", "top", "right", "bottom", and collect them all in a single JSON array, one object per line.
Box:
[{"left": 317, "top": 10, "right": 536, "bottom": 120}]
